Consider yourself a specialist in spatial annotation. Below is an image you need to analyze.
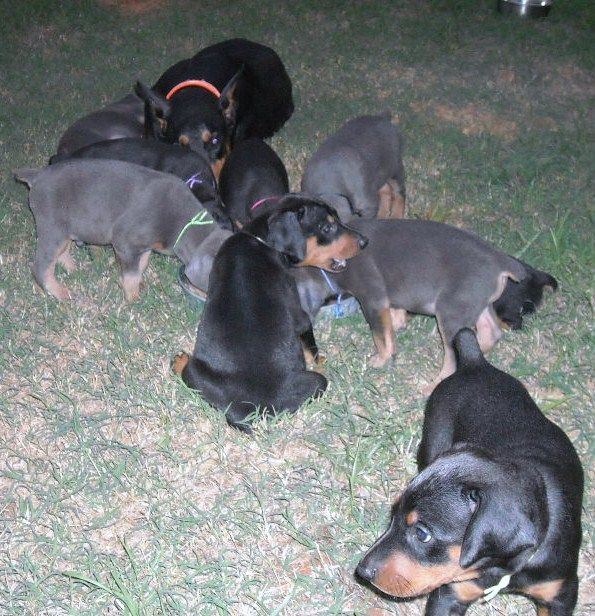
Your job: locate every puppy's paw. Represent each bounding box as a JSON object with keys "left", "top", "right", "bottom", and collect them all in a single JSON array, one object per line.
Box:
[
  {"left": 172, "top": 352, "right": 190, "bottom": 375},
  {"left": 368, "top": 353, "right": 392, "bottom": 369}
]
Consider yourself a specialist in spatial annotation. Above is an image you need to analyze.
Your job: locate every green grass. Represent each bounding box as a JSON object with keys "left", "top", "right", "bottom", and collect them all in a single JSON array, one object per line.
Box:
[{"left": 1, "top": 1, "right": 593, "bottom": 614}]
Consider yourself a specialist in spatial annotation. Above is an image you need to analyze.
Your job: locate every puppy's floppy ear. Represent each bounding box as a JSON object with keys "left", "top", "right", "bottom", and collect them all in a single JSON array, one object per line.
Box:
[
  {"left": 535, "top": 269, "right": 558, "bottom": 292},
  {"left": 219, "top": 65, "right": 243, "bottom": 130},
  {"left": 267, "top": 210, "right": 306, "bottom": 262},
  {"left": 460, "top": 480, "right": 545, "bottom": 569},
  {"left": 134, "top": 81, "right": 170, "bottom": 139}
]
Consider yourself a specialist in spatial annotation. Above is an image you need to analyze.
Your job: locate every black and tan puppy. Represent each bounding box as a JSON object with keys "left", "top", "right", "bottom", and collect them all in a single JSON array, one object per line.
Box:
[
  {"left": 301, "top": 112, "right": 406, "bottom": 220},
  {"left": 218, "top": 137, "right": 289, "bottom": 224},
  {"left": 356, "top": 328, "right": 583, "bottom": 616},
  {"left": 137, "top": 38, "right": 294, "bottom": 172},
  {"left": 173, "top": 195, "right": 367, "bottom": 433}
]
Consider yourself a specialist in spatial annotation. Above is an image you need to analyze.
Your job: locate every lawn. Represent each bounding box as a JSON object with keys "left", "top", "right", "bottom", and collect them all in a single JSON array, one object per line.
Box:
[{"left": 0, "top": 1, "right": 593, "bottom": 614}]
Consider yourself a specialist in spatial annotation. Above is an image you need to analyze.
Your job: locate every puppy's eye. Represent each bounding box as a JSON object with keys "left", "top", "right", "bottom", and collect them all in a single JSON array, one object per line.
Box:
[
  {"left": 414, "top": 524, "right": 432, "bottom": 543},
  {"left": 320, "top": 222, "right": 336, "bottom": 235},
  {"left": 210, "top": 136, "right": 219, "bottom": 146},
  {"left": 468, "top": 488, "right": 480, "bottom": 503}
]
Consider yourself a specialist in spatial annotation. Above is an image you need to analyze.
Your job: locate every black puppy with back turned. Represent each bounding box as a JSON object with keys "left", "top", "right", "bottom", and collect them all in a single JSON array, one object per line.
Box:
[
  {"left": 219, "top": 137, "right": 289, "bottom": 225},
  {"left": 173, "top": 195, "right": 368, "bottom": 432}
]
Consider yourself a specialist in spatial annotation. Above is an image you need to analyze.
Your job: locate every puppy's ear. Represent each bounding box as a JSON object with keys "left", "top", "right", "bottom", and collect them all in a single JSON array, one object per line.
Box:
[
  {"left": 267, "top": 210, "right": 306, "bottom": 262},
  {"left": 134, "top": 81, "right": 170, "bottom": 139},
  {"left": 219, "top": 65, "right": 243, "bottom": 130},
  {"left": 536, "top": 270, "right": 558, "bottom": 292},
  {"left": 460, "top": 482, "right": 543, "bottom": 569}
]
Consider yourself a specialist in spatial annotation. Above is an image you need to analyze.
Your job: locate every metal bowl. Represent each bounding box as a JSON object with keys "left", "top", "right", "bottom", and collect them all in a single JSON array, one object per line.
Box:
[{"left": 497, "top": 0, "right": 553, "bottom": 18}]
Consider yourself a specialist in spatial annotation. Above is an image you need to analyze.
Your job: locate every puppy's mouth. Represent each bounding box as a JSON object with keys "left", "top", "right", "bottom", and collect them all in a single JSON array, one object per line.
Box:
[{"left": 330, "top": 258, "right": 347, "bottom": 272}]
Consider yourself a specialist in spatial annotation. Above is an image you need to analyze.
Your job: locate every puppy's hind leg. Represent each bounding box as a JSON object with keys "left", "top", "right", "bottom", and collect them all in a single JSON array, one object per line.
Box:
[{"left": 32, "top": 234, "right": 74, "bottom": 300}]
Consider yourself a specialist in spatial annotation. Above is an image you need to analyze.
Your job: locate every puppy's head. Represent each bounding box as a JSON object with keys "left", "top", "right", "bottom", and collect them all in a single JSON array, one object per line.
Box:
[
  {"left": 494, "top": 262, "right": 558, "bottom": 330},
  {"left": 135, "top": 71, "right": 242, "bottom": 169},
  {"left": 356, "top": 448, "right": 547, "bottom": 598},
  {"left": 265, "top": 194, "right": 368, "bottom": 270}
]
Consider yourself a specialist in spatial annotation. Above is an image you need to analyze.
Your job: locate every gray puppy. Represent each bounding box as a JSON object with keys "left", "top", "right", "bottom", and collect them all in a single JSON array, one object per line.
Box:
[
  {"left": 15, "top": 159, "right": 218, "bottom": 301},
  {"left": 55, "top": 93, "right": 144, "bottom": 157},
  {"left": 301, "top": 112, "right": 406, "bottom": 220}
]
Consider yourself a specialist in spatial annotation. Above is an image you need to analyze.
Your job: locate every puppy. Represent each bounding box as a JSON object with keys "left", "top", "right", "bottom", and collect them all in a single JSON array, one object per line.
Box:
[
  {"left": 49, "top": 137, "right": 230, "bottom": 229},
  {"left": 218, "top": 137, "right": 289, "bottom": 224},
  {"left": 15, "top": 160, "right": 221, "bottom": 301},
  {"left": 301, "top": 112, "right": 406, "bottom": 220},
  {"left": 173, "top": 195, "right": 368, "bottom": 432},
  {"left": 136, "top": 38, "right": 294, "bottom": 169},
  {"left": 494, "top": 259, "right": 558, "bottom": 330},
  {"left": 55, "top": 92, "right": 144, "bottom": 157},
  {"left": 289, "top": 219, "right": 533, "bottom": 386},
  {"left": 356, "top": 328, "right": 583, "bottom": 616}
]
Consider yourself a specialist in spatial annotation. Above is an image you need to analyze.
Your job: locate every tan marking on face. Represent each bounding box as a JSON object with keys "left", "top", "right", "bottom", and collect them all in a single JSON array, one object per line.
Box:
[
  {"left": 372, "top": 545, "right": 478, "bottom": 597},
  {"left": 406, "top": 510, "right": 418, "bottom": 526},
  {"left": 172, "top": 352, "right": 190, "bottom": 376},
  {"left": 370, "top": 307, "right": 395, "bottom": 368},
  {"left": 522, "top": 579, "right": 564, "bottom": 604},
  {"left": 200, "top": 128, "right": 213, "bottom": 144},
  {"left": 452, "top": 580, "right": 484, "bottom": 603},
  {"left": 211, "top": 157, "right": 225, "bottom": 180},
  {"left": 299, "top": 233, "right": 362, "bottom": 269},
  {"left": 178, "top": 134, "right": 190, "bottom": 147}
]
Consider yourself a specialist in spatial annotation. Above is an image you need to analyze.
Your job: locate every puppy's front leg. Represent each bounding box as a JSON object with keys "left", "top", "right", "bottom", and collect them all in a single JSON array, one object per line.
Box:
[{"left": 361, "top": 304, "right": 395, "bottom": 368}]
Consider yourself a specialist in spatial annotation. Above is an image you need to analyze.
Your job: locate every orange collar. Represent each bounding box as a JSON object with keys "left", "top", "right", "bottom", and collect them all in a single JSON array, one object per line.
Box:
[{"left": 165, "top": 79, "right": 221, "bottom": 101}]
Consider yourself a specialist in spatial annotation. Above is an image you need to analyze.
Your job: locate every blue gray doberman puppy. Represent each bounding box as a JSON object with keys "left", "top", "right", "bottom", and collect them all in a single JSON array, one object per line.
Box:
[
  {"left": 15, "top": 159, "right": 222, "bottom": 301},
  {"left": 55, "top": 92, "right": 144, "bottom": 157},
  {"left": 292, "top": 219, "right": 532, "bottom": 387},
  {"left": 49, "top": 137, "right": 230, "bottom": 230},
  {"left": 301, "top": 112, "right": 406, "bottom": 220}
]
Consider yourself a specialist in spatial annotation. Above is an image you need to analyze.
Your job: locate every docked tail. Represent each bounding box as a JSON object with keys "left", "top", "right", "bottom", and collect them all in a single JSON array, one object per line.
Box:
[
  {"left": 452, "top": 328, "right": 486, "bottom": 370},
  {"left": 13, "top": 168, "right": 41, "bottom": 187}
]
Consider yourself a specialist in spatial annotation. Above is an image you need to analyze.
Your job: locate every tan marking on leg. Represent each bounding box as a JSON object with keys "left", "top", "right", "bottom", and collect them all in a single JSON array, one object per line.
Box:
[
  {"left": 452, "top": 580, "right": 484, "bottom": 603},
  {"left": 390, "top": 307, "right": 409, "bottom": 331},
  {"left": 210, "top": 157, "right": 225, "bottom": 180},
  {"left": 377, "top": 180, "right": 406, "bottom": 219},
  {"left": 475, "top": 306, "right": 502, "bottom": 353},
  {"left": 521, "top": 579, "right": 564, "bottom": 604},
  {"left": 370, "top": 307, "right": 395, "bottom": 368},
  {"left": 388, "top": 178, "right": 406, "bottom": 219},
  {"left": 537, "top": 606, "right": 551, "bottom": 616},
  {"left": 38, "top": 239, "right": 73, "bottom": 299},
  {"left": 172, "top": 352, "right": 189, "bottom": 375},
  {"left": 377, "top": 182, "right": 393, "bottom": 218},
  {"left": 120, "top": 250, "right": 151, "bottom": 301},
  {"left": 121, "top": 272, "right": 142, "bottom": 301},
  {"left": 57, "top": 242, "right": 76, "bottom": 273}
]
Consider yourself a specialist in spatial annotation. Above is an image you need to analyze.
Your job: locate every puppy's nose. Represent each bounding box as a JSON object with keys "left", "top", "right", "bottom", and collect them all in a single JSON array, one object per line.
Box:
[
  {"left": 358, "top": 235, "right": 369, "bottom": 250},
  {"left": 355, "top": 560, "right": 377, "bottom": 582}
]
